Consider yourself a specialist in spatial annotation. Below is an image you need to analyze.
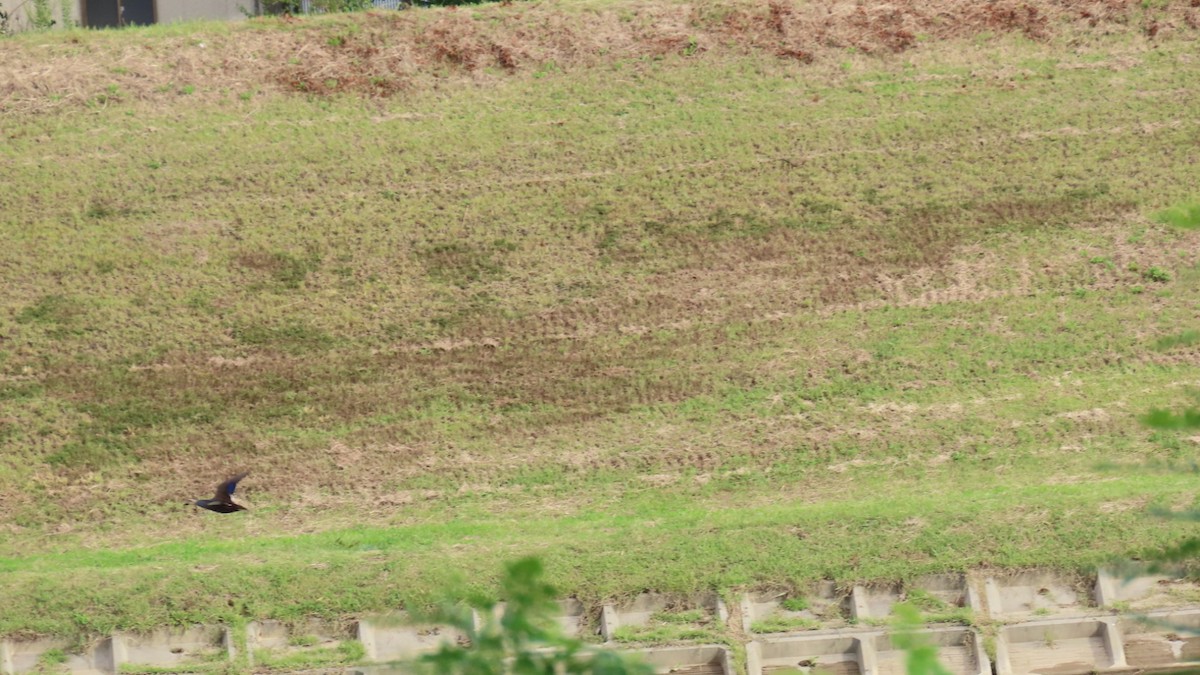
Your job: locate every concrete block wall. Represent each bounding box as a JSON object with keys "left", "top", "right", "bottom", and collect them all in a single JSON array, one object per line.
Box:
[
  {"left": 4, "top": 568, "right": 1200, "bottom": 675},
  {"left": 599, "top": 592, "right": 728, "bottom": 643}
]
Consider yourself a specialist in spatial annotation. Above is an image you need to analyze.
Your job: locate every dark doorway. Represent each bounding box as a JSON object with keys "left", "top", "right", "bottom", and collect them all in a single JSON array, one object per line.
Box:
[
  {"left": 120, "top": 0, "right": 154, "bottom": 25},
  {"left": 84, "top": 0, "right": 155, "bottom": 27},
  {"left": 84, "top": 0, "right": 119, "bottom": 27}
]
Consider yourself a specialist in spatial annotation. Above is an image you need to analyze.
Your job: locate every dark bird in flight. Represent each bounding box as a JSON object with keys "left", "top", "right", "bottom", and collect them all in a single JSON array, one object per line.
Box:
[{"left": 194, "top": 473, "right": 249, "bottom": 513}]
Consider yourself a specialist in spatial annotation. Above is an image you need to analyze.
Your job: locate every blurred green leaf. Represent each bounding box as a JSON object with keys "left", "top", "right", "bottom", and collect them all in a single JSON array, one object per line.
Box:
[
  {"left": 1155, "top": 330, "right": 1200, "bottom": 351},
  {"left": 892, "top": 603, "right": 954, "bottom": 675},
  {"left": 415, "top": 556, "right": 653, "bottom": 674},
  {"left": 1140, "top": 408, "right": 1200, "bottom": 430},
  {"left": 1153, "top": 202, "right": 1200, "bottom": 230}
]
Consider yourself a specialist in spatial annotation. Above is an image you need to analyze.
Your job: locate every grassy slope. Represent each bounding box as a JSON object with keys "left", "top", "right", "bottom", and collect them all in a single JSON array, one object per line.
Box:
[{"left": 2, "top": 1, "right": 1200, "bottom": 638}]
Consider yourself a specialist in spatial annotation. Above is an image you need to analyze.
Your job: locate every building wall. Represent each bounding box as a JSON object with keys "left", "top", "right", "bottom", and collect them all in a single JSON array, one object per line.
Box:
[
  {"left": 3, "top": 0, "right": 248, "bottom": 30},
  {"left": 155, "top": 0, "right": 251, "bottom": 22},
  {"left": 3, "top": 0, "right": 82, "bottom": 31}
]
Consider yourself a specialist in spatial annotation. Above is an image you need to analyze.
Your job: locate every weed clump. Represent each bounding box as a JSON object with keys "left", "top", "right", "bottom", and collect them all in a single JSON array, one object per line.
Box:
[
  {"left": 750, "top": 615, "right": 819, "bottom": 633},
  {"left": 780, "top": 596, "right": 810, "bottom": 612}
]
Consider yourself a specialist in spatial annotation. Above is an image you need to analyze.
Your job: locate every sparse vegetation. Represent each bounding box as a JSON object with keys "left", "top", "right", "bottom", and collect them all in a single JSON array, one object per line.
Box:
[
  {"left": 649, "top": 609, "right": 707, "bottom": 624},
  {"left": 780, "top": 597, "right": 810, "bottom": 612},
  {"left": 611, "top": 624, "right": 721, "bottom": 644},
  {"left": 287, "top": 634, "right": 319, "bottom": 647},
  {"left": 904, "top": 589, "right": 948, "bottom": 613},
  {"left": 40, "top": 648, "right": 68, "bottom": 665},
  {"left": 751, "top": 615, "right": 819, "bottom": 634},
  {"left": 0, "top": 0, "right": 1199, "bottom": 646},
  {"left": 30, "top": 0, "right": 55, "bottom": 29},
  {"left": 253, "top": 639, "right": 365, "bottom": 669},
  {"left": 118, "top": 664, "right": 223, "bottom": 675},
  {"left": 1145, "top": 266, "right": 1171, "bottom": 283},
  {"left": 896, "top": 590, "right": 973, "bottom": 626},
  {"left": 612, "top": 607, "right": 718, "bottom": 643}
]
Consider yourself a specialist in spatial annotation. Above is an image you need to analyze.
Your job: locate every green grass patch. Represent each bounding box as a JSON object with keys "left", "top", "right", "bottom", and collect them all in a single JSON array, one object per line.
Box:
[
  {"left": 904, "top": 589, "right": 949, "bottom": 613},
  {"left": 253, "top": 640, "right": 365, "bottom": 670},
  {"left": 921, "top": 608, "right": 975, "bottom": 626},
  {"left": 1154, "top": 330, "right": 1200, "bottom": 351},
  {"left": 649, "top": 609, "right": 707, "bottom": 624},
  {"left": 611, "top": 624, "right": 722, "bottom": 645},
  {"left": 119, "top": 663, "right": 224, "bottom": 675},
  {"left": 780, "top": 597, "right": 810, "bottom": 612},
  {"left": 750, "top": 616, "right": 820, "bottom": 634},
  {"left": 230, "top": 320, "right": 335, "bottom": 352}
]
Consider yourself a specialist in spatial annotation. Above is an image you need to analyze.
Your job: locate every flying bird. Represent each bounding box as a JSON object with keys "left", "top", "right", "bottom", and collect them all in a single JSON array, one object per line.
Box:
[{"left": 194, "top": 472, "right": 249, "bottom": 513}]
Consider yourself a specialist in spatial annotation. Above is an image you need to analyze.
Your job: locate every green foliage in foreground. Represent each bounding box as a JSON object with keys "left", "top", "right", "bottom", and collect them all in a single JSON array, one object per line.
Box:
[
  {"left": 749, "top": 616, "right": 819, "bottom": 634},
  {"left": 1154, "top": 201, "right": 1200, "bottom": 230},
  {"left": 254, "top": 640, "right": 366, "bottom": 669},
  {"left": 890, "top": 604, "right": 954, "bottom": 675},
  {"left": 1155, "top": 330, "right": 1200, "bottom": 351},
  {"left": 414, "top": 557, "right": 653, "bottom": 674},
  {"left": 1136, "top": 391, "right": 1200, "bottom": 574},
  {"left": 413, "top": 559, "right": 965, "bottom": 674}
]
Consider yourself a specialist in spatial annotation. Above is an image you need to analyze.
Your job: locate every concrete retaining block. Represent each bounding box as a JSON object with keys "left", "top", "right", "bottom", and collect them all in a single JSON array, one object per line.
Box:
[
  {"left": 634, "top": 644, "right": 732, "bottom": 675},
  {"left": 914, "top": 574, "right": 976, "bottom": 612},
  {"left": 1, "top": 637, "right": 114, "bottom": 675},
  {"left": 751, "top": 627, "right": 988, "bottom": 675},
  {"left": 601, "top": 592, "right": 724, "bottom": 643},
  {"left": 850, "top": 586, "right": 873, "bottom": 622},
  {"left": 1095, "top": 567, "right": 1172, "bottom": 608},
  {"left": 985, "top": 571, "right": 1087, "bottom": 619},
  {"left": 114, "top": 625, "right": 227, "bottom": 672},
  {"left": 872, "top": 627, "right": 989, "bottom": 675},
  {"left": 745, "top": 640, "right": 762, "bottom": 675},
  {"left": 853, "top": 575, "right": 979, "bottom": 623},
  {"left": 612, "top": 593, "right": 675, "bottom": 629},
  {"left": 601, "top": 604, "right": 620, "bottom": 642},
  {"left": 611, "top": 592, "right": 723, "bottom": 627},
  {"left": 475, "top": 600, "right": 583, "bottom": 637},
  {"left": 350, "top": 666, "right": 408, "bottom": 675},
  {"left": 246, "top": 619, "right": 289, "bottom": 651},
  {"left": 558, "top": 598, "right": 587, "bottom": 638},
  {"left": 356, "top": 612, "right": 466, "bottom": 663},
  {"left": 1095, "top": 567, "right": 1200, "bottom": 612},
  {"left": 740, "top": 595, "right": 756, "bottom": 635},
  {"left": 997, "top": 617, "right": 1123, "bottom": 675},
  {"left": 741, "top": 582, "right": 852, "bottom": 635},
  {"left": 9, "top": 569, "right": 1200, "bottom": 675},
  {"left": 1119, "top": 607, "right": 1200, "bottom": 669},
  {"left": 244, "top": 617, "right": 361, "bottom": 669},
  {"left": 746, "top": 575, "right": 975, "bottom": 636},
  {"left": 750, "top": 630, "right": 872, "bottom": 675}
]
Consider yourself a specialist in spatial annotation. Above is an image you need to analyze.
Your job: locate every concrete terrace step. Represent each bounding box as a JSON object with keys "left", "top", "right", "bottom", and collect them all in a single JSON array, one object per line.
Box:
[{"left": 3, "top": 569, "right": 1200, "bottom": 674}]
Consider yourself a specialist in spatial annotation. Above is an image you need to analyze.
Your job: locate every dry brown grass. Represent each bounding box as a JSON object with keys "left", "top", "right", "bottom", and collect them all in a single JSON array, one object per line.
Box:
[{"left": 2, "top": 0, "right": 1198, "bottom": 113}]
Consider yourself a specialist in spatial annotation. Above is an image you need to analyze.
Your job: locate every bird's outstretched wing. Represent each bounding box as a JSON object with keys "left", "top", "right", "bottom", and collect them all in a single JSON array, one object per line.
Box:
[{"left": 213, "top": 472, "right": 249, "bottom": 504}]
